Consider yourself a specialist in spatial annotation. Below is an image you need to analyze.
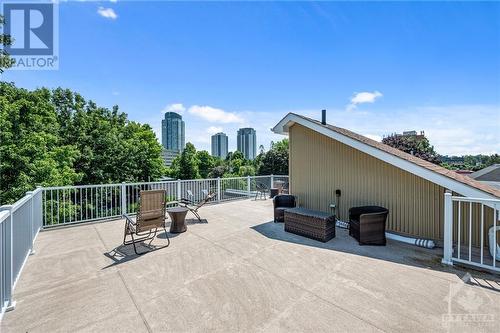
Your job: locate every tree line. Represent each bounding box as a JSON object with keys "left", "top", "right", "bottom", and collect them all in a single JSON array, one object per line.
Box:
[
  {"left": 381, "top": 133, "right": 499, "bottom": 171},
  {"left": 0, "top": 82, "right": 164, "bottom": 204}
]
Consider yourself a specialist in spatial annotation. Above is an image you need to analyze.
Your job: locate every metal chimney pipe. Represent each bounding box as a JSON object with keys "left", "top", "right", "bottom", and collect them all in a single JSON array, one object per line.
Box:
[{"left": 321, "top": 109, "right": 326, "bottom": 125}]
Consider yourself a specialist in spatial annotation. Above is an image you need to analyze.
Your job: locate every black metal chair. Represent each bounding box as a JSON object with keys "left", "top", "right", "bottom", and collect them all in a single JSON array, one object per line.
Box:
[
  {"left": 178, "top": 189, "right": 216, "bottom": 222},
  {"left": 255, "top": 182, "right": 269, "bottom": 200},
  {"left": 273, "top": 194, "right": 296, "bottom": 222},
  {"left": 348, "top": 206, "right": 388, "bottom": 245}
]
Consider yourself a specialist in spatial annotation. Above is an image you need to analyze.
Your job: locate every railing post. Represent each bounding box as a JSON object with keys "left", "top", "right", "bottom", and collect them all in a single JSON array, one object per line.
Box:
[
  {"left": 1, "top": 205, "right": 16, "bottom": 311},
  {"left": 442, "top": 191, "right": 453, "bottom": 265},
  {"left": 26, "top": 191, "right": 35, "bottom": 255},
  {"left": 177, "top": 179, "right": 182, "bottom": 201},
  {"left": 270, "top": 174, "right": 274, "bottom": 189},
  {"left": 247, "top": 176, "right": 251, "bottom": 197},
  {"left": 217, "top": 177, "right": 221, "bottom": 202},
  {"left": 121, "top": 182, "right": 126, "bottom": 216}
]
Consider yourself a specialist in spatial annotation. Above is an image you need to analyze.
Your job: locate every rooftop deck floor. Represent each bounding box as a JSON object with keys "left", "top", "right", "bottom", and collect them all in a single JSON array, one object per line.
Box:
[{"left": 2, "top": 199, "right": 500, "bottom": 332}]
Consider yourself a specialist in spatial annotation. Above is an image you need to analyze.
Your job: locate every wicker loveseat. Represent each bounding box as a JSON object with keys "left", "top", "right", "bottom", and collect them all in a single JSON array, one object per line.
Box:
[
  {"left": 273, "top": 194, "right": 296, "bottom": 222},
  {"left": 349, "top": 206, "right": 389, "bottom": 245}
]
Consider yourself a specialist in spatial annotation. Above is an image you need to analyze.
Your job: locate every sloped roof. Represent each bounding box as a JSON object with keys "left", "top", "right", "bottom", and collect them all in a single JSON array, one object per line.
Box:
[
  {"left": 469, "top": 164, "right": 500, "bottom": 182},
  {"left": 272, "top": 113, "right": 500, "bottom": 199}
]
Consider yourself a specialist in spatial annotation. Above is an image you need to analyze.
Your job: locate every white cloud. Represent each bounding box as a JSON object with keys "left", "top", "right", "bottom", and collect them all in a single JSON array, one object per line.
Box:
[
  {"left": 162, "top": 103, "right": 186, "bottom": 114},
  {"left": 188, "top": 105, "right": 244, "bottom": 123},
  {"left": 207, "top": 126, "right": 223, "bottom": 135},
  {"left": 97, "top": 7, "right": 118, "bottom": 20},
  {"left": 347, "top": 91, "right": 383, "bottom": 111},
  {"left": 363, "top": 134, "right": 382, "bottom": 142},
  {"left": 110, "top": 0, "right": 118, "bottom": 3}
]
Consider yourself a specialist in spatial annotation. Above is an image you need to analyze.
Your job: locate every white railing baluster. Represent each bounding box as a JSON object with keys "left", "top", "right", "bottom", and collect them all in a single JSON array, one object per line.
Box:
[
  {"left": 442, "top": 192, "right": 453, "bottom": 265},
  {"left": 481, "top": 203, "right": 484, "bottom": 265},
  {"left": 494, "top": 205, "right": 497, "bottom": 269},
  {"left": 469, "top": 202, "right": 472, "bottom": 262},
  {"left": 457, "top": 201, "right": 461, "bottom": 259},
  {"left": 50, "top": 190, "right": 53, "bottom": 225}
]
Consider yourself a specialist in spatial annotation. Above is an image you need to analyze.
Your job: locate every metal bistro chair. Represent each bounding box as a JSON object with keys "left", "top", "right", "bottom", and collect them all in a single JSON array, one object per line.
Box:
[
  {"left": 255, "top": 182, "right": 269, "bottom": 200},
  {"left": 123, "top": 190, "right": 170, "bottom": 255},
  {"left": 178, "top": 189, "right": 216, "bottom": 222}
]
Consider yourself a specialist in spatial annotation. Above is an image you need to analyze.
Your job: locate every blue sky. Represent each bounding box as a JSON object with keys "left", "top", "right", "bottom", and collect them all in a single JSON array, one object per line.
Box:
[{"left": 3, "top": 0, "right": 500, "bottom": 155}]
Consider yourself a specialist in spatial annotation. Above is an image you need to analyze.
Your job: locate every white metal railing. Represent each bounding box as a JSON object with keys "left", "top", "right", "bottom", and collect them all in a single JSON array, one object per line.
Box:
[
  {"left": 0, "top": 188, "right": 43, "bottom": 319},
  {"left": 41, "top": 175, "right": 288, "bottom": 228},
  {"left": 442, "top": 192, "right": 500, "bottom": 273}
]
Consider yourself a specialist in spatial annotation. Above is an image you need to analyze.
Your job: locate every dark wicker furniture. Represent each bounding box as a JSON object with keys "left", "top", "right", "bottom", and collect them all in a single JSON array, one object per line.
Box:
[
  {"left": 269, "top": 188, "right": 280, "bottom": 198},
  {"left": 273, "top": 194, "right": 296, "bottom": 222},
  {"left": 349, "top": 206, "right": 389, "bottom": 245},
  {"left": 284, "top": 207, "right": 336, "bottom": 243}
]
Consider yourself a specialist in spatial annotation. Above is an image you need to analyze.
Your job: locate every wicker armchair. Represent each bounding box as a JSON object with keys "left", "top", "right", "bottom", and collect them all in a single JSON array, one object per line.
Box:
[
  {"left": 349, "top": 206, "right": 388, "bottom": 245},
  {"left": 273, "top": 194, "right": 296, "bottom": 223}
]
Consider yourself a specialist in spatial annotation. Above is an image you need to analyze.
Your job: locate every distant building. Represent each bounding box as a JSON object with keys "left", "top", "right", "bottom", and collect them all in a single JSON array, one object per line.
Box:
[
  {"left": 162, "top": 149, "right": 179, "bottom": 167},
  {"left": 237, "top": 128, "right": 257, "bottom": 160},
  {"left": 162, "top": 112, "right": 185, "bottom": 151},
  {"left": 388, "top": 130, "right": 426, "bottom": 141},
  {"left": 211, "top": 132, "right": 228, "bottom": 159},
  {"left": 161, "top": 112, "right": 185, "bottom": 166}
]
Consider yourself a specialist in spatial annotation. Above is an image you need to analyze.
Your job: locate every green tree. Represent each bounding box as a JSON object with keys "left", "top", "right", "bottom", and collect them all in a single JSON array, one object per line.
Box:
[
  {"left": 0, "top": 15, "right": 13, "bottom": 73},
  {"left": 382, "top": 134, "right": 439, "bottom": 164},
  {"left": 238, "top": 165, "right": 256, "bottom": 176},
  {"left": 196, "top": 150, "right": 214, "bottom": 178},
  {"left": 178, "top": 143, "right": 199, "bottom": 179},
  {"left": 256, "top": 139, "right": 289, "bottom": 175},
  {"left": 0, "top": 83, "right": 81, "bottom": 204}
]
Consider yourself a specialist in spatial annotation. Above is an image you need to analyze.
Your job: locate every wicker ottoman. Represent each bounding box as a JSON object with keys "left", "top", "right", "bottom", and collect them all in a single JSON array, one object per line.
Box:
[{"left": 284, "top": 207, "right": 336, "bottom": 243}]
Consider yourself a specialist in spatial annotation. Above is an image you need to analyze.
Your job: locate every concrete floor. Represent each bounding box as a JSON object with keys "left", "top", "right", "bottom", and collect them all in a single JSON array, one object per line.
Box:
[{"left": 2, "top": 199, "right": 500, "bottom": 332}]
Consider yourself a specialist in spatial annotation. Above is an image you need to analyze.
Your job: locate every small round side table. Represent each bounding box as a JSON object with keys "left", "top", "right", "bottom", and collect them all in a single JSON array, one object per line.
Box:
[{"left": 167, "top": 207, "right": 188, "bottom": 233}]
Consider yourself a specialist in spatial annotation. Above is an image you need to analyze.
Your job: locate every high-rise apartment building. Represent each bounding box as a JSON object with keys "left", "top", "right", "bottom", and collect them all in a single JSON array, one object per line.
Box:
[
  {"left": 211, "top": 132, "right": 228, "bottom": 159},
  {"left": 161, "top": 112, "right": 185, "bottom": 165},
  {"left": 162, "top": 112, "right": 185, "bottom": 151},
  {"left": 237, "top": 128, "right": 257, "bottom": 160}
]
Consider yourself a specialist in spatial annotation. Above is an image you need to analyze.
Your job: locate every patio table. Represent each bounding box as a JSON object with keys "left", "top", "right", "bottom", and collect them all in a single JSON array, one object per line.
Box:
[{"left": 167, "top": 207, "right": 188, "bottom": 233}]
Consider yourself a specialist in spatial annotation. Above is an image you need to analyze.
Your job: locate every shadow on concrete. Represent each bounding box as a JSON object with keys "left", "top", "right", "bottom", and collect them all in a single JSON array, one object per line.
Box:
[
  {"left": 186, "top": 218, "right": 208, "bottom": 225},
  {"left": 251, "top": 221, "right": 500, "bottom": 290},
  {"left": 103, "top": 231, "right": 174, "bottom": 268}
]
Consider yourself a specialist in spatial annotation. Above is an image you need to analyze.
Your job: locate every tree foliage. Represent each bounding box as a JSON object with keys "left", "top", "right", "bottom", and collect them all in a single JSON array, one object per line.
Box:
[
  {"left": 382, "top": 134, "right": 440, "bottom": 164},
  {"left": 196, "top": 150, "right": 214, "bottom": 178},
  {"left": 0, "top": 82, "right": 165, "bottom": 204},
  {"left": 255, "top": 139, "right": 289, "bottom": 175},
  {"left": 177, "top": 143, "right": 200, "bottom": 180},
  {"left": 0, "top": 16, "right": 13, "bottom": 73},
  {"left": 441, "top": 154, "right": 500, "bottom": 171}
]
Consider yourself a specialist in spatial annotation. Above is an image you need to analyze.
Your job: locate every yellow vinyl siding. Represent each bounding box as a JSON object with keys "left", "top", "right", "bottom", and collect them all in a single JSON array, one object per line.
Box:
[{"left": 289, "top": 123, "right": 445, "bottom": 240}]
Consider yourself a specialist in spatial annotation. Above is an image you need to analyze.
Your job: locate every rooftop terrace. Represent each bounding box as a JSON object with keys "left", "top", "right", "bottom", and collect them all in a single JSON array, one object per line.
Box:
[{"left": 2, "top": 199, "right": 500, "bottom": 332}]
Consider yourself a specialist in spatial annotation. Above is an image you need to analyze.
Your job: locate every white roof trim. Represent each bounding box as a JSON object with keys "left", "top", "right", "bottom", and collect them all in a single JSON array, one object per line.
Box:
[{"left": 272, "top": 113, "right": 499, "bottom": 200}]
